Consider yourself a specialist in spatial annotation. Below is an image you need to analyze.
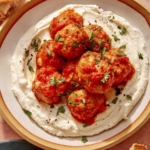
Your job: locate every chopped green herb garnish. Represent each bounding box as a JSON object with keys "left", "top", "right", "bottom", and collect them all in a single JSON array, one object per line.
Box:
[
  {"left": 108, "top": 16, "right": 115, "bottom": 22},
  {"left": 44, "top": 41, "right": 49, "bottom": 46},
  {"left": 138, "top": 53, "right": 143, "bottom": 60},
  {"left": 101, "top": 72, "right": 110, "bottom": 83},
  {"left": 120, "top": 28, "right": 127, "bottom": 35},
  {"left": 73, "top": 92, "right": 77, "bottom": 97},
  {"left": 28, "top": 66, "right": 34, "bottom": 72},
  {"left": 96, "top": 57, "right": 100, "bottom": 65},
  {"left": 58, "top": 38, "right": 65, "bottom": 42},
  {"left": 83, "top": 123, "right": 89, "bottom": 127},
  {"left": 27, "top": 58, "right": 32, "bottom": 65},
  {"left": 81, "top": 98, "right": 86, "bottom": 104},
  {"left": 98, "top": 39, "right": 102, "bottom": 49},
  {"left": 101, "top": 47, "right": 107, "bottom": 59},
  {"left": 71, "top": 42, "right": 79, "bottom": 48},
  {"left": 57, "top": 78, "right": 65, "bottom": 84},
  {"left": 117, "top": 52, "right": 126, "bottom": 56},
  {"left": 112, "top": 97, "right": 118, "bottom": 104},
  {"left": 71, "top": 81, "right": 79, "bottom": 87},
  {"left": 112, "top": 34, "right": 120, "bottom": 42},
  {"left": 55, "top": 34, "right": 60, "bottom": 41},
  {"left": 73, "top": 102, "right": 78, "bottom": 106},
  {"left": 119, "top": 44, "right": 126, "bottom": 49},
  {"left": 50, "top": 77, "right": 56, "bottom": 86},
  {"left": 68, "top": 99, "right": 73, "bottom": 104},
  {"left": 23, "top": 109, "right": 32, "bottom": 117},
  {"left": 126, "top": 95, "right": 132, "bottom": 100},
  {"left": 47, "top": 51, "right": 52, "bottom": 56},
  {"left": 31, "top": 38, "right": 41, "bottom": 52},
  {"left": 88, "top": 30, "right": 97, "bottom": 40},
  {"left": 81, "top": 136, "right": 88, "bottom": 143},
  {"left": 57, "top": 106, "right": 65, "bottom": 115}
]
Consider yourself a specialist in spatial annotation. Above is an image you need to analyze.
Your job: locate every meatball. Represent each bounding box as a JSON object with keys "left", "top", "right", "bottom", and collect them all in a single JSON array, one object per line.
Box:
[
  {"left": 62, "top": 60, "right": 82, "bottom": 90},
  {"left": 105, "top": 48, "right": 135, "bottom": 86},
  {"left": 49, "top": 9, "right": 83, "bottom": 39},
  {"left": 76, "top": 51, "right": 114, "bottom": 94},
  {"left": 54, "top": 24, "right": 88, "bottom": 60},
  {"left": 83, "top": 24, "right": 111, "bottom": 52},
  {"left": 36, "top": 40, "right": 65, "bottom": 71},
  {"left": 32, "top": 67, "right": 67, "bottom": 105},
  {"left": 67, "top": 89, "right": 106, "bottom": 124}
]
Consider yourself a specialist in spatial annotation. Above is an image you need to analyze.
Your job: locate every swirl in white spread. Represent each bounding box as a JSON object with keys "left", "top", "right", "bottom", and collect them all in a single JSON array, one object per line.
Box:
[{"left": 11, "top": 4, "right": 149, "bottom": 137}]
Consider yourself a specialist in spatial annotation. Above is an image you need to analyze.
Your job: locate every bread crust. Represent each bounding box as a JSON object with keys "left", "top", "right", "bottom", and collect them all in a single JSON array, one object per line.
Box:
[
  {"left": 129, "top": 143, "right": 147, "bottom": 150},
  {"left": 0, "top": 0, "right": 21, "bottom": 22}
]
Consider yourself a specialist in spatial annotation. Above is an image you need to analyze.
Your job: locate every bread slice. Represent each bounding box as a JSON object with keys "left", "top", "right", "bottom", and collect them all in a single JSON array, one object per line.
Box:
[
  {"left": 0, "top": 0, "right": 21, "bottom": 22},
  {"left": 129, "top": 143, "right": 147, "bottom": 150}
]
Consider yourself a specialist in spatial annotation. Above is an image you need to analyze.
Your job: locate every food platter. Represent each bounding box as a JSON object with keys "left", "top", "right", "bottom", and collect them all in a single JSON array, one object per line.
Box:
[{"left": 0, "top": 0, "right": 150, "bottom": 149}]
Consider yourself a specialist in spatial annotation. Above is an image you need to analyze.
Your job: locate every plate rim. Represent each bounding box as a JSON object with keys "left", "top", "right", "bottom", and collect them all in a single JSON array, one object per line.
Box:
[{"left": 0, "top": 0, "right": 150, "bottom": 149}]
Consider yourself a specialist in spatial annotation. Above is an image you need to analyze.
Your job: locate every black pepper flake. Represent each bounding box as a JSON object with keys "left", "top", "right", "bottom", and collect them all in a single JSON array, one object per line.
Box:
[
  {"left": 31, "top": 54, "right": 33, "bottom": 57},
  {"left": 20, "top": 61, "right": 22, "bottom": 63},
  {"left": 50, "top": 110, "right": 52, "bottom": 112},
  {"left": 95, "top": 20, "right": 97, "bottom": 23},
  {"left": 55, "top": 119, "right": 57, "bottom": 121}
]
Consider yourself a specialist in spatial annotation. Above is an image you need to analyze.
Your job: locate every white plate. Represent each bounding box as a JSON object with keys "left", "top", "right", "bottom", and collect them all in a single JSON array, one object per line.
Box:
[{"left": 0, "top": 0, "right": 150, "bottom": 149}]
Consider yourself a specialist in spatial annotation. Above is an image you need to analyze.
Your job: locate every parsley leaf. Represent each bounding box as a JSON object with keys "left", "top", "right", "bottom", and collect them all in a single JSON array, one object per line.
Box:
[
  {"left": 71, "top": 42, "right": 79, "bottom": 48},
  {"left": 112, "top": 34, "right": 120, "bottom": 42},
  {"left": 31, "top": 38, "right": 41, "bottom": 52},
  {"left": 49, "top": 77, "right": 56, "bottom": 86},
  {"left": 57, "top": 106, "right": 65, "bottom": 115},
  {"left": 57, "top": 78, "right": 65, "bottom": 84},
  {"left": 23, "top": 109, "right": 32, "bottom": 117},
  {"left": 88, "top": 30, "right": 97, "bottom": 40},
  {"left": 101, "top": 72, "right": 110, "bottom": 83},
  {"left": 108, "top": 16, "right": 115, "bottom": 22},
  {"left": 119, "top": 44, "right": 126, "bottom": 49},
  {"left": 71, "top": 81, "right": 79, "bottom": 87},
  {"left": 112, "top": 97, "right": 118, "bottom": 104},
  {"left": 81, "top": 136, "right": 88, "bottom": 143},
  {"left": 138, "top": 53, "right": 143, "bottom": 60},
  {"left": 96, "top": 57, "right": 101, "bottom": 65},
  {"left": 117, "top": 52, "right": 126, "bottom": 56},
  {"left": 27, "top": 58, "right": 32, "bottom": 65},
  {"left": 28, "top": 66, "right": 34, "bottom": 72},
  {"left": 101, "top": 47, "right": 107, "bottom": 59},
  {"left": 120, "top": 28, "right": 127, "bottom": 35},
  {"left": 68, "top": 99, "right": 73, "bottom": 104},
  {"left": 83, "top": 123, "right": 89, "bottom": 127},
  {"left": 126, "top": 95, "right": 132, "bottom": 100}
]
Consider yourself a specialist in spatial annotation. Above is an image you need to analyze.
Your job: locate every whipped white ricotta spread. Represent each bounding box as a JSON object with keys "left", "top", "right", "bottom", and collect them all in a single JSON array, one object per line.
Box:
[{"left": 11, "top": 4, "right": 149, "bottom": 137}]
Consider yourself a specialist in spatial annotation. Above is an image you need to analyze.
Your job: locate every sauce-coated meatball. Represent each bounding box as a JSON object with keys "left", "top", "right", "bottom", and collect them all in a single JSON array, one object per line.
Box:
[
  {"left": 54, "top": 24, "right": 88, "bottom": 60},
  {"left": 62, "top": 60, "right": 82, "bottom": 90},
  {"left": 49, "top": 9, "right": 83, "bottom": 39},
  {"left": 32, "top": 67, "right": 67, "bottom": 105},
  {"left": 36, "top": 40, "right": 65, "bottom": 71},
  {"left": 67, "top": 89, "right": 106, "bottom": 124},
  {"left": 105, "top": 48, "right": 135, "bottom": 86},
  {"left": 83, "top": 24, "right": 111, "bottom": 52},
  {"left": 77, "top": 51, "right": 114, "bottom": 94}
]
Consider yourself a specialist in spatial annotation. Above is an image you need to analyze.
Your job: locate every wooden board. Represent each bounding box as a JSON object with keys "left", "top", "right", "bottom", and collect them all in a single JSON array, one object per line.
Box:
[{"left": 0, "top": 0, "right": 150, "bottom": 149}]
